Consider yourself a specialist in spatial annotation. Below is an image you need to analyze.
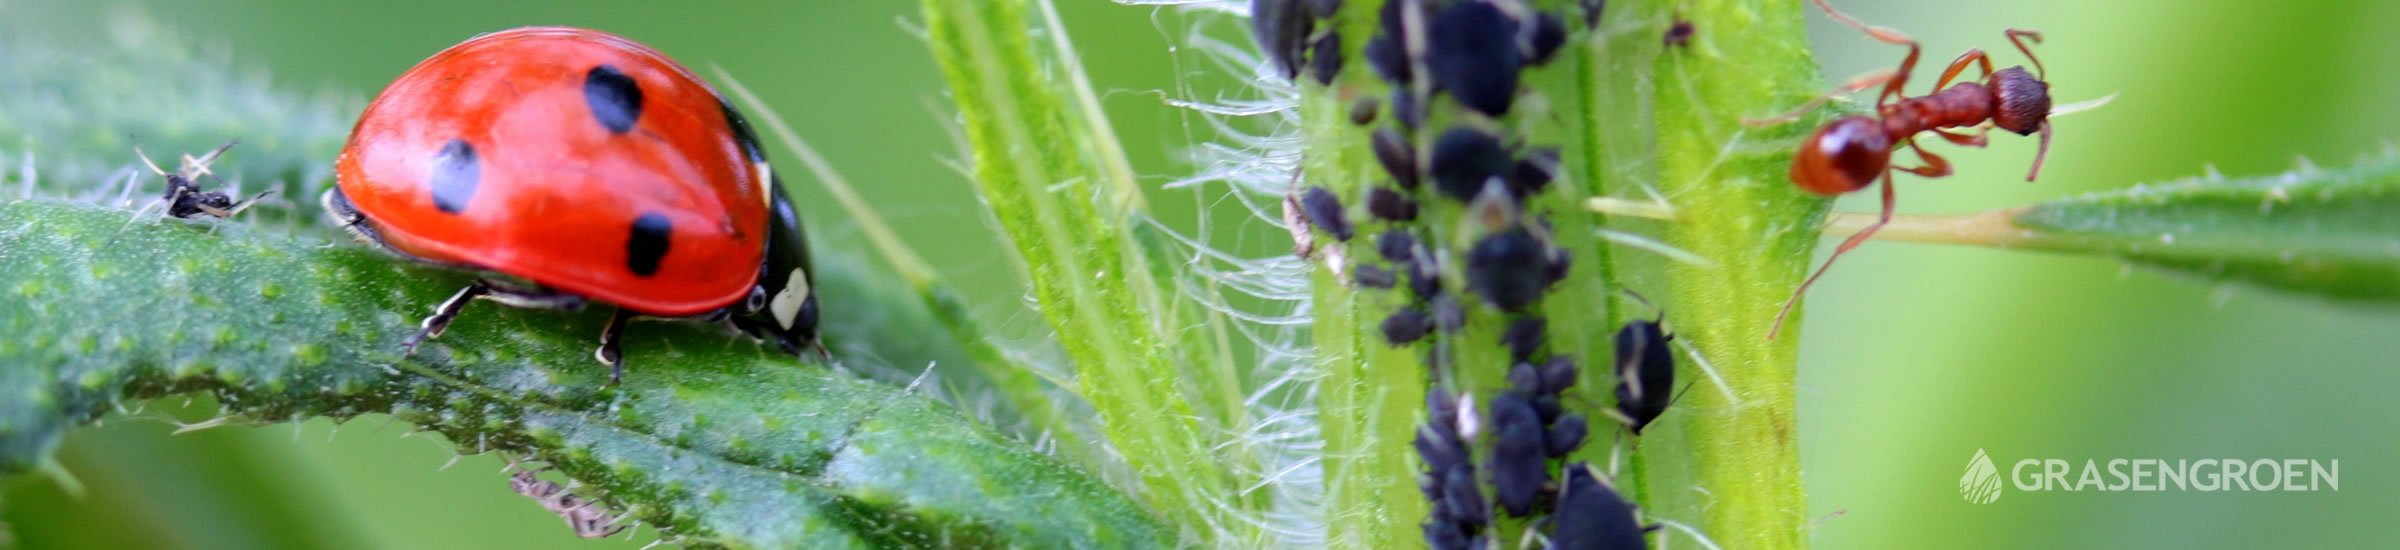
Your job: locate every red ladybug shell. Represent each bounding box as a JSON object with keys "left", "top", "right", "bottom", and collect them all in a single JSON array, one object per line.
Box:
[{"left": 336, "top": 27, "right": 766, "bottom": 317}]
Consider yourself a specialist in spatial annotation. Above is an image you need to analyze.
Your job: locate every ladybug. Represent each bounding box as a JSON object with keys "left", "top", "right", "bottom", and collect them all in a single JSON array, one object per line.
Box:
[{"left": 326, "top": 27, "right": 821, "bottom": 383}]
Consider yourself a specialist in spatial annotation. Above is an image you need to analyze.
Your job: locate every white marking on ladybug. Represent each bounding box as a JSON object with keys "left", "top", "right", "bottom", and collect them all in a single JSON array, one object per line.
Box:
[{"left": 769, "top": 267, "right": 811, "bottom": 329}]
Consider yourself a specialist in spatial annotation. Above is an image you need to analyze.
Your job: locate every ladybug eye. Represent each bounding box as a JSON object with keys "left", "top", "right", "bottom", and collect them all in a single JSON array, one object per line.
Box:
[{"left": 746, "top": 285, "right": 768, "bottom": 312}]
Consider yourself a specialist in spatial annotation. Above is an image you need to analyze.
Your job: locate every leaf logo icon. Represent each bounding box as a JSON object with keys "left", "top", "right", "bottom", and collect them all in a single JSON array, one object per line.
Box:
[{"left": 1961, "top": 449, "right": 2003, "bottom": 504}]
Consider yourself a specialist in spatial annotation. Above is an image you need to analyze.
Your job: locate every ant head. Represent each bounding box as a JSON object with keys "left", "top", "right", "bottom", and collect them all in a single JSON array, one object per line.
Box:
[
  {"left": 1990, "top": 66, "right": 2053, "bottom": 136},
  {"left": 1790, "top": 116, "right": 1892, "bottom": 196}
]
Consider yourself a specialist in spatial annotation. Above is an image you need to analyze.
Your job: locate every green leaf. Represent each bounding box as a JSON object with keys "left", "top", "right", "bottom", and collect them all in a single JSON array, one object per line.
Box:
[
  {"left": 2011, "top": 155, "right": 2400, "bottom": 302},
  {"left": 0, "top": 199, "right": 1168, "bottom": 548}
]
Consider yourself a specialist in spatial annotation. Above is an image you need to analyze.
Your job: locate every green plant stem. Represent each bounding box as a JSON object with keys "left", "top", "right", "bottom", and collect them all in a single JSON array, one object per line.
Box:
[
  {"left": 922, "top": 0, "right": 1239, "bottom": 541},
  {"left": 0, "top": 199, "right": 1167, "bottom": 548},
  {"left": 1646, "top": 0, "right": 1826, "bottom": 547}
]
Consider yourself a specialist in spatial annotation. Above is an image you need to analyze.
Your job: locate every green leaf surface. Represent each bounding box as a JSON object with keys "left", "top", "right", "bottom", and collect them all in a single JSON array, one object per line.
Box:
[
  {"left": 0, "top": 199, "right": 1167, "bottom": 548},
  {"left": 2012, "top": 155, "right": 2400, "bottom": 302}
]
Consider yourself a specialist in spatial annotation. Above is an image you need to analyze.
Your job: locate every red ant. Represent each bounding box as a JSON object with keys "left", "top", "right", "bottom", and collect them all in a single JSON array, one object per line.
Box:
[{"left": 1749, "top": 0, "right": 2057, "bottom": 339}]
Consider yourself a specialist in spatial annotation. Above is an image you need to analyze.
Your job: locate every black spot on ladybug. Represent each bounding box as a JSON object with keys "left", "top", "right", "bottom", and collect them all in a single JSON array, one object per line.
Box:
[
  {"left": 1524, "top": 13, "right": 1569, "bottom": 66},
  {"left": 584, "top": 64, "right": 645, "bottom": 135},
  {"left": 1366, "top": 187, "right": 1418, "bottom": 222},
  {"left": 720, "top": 98, "right": 767, "bottom": 163},
  {"left": 1466, "top": 227, "right": 1552, "bottom": 310},
  {"left": 1431, "top": 127, "right": 1511, "bottom": 202},
  {"left": 1298, "top": 186, "right": 1354, "bottom": 241},
  {"left": 1502, "top": 316, "right": 1545, "bottom": 362},
  {"left": 1428, "top": 1, "right": 1522, "bottom": 117},
  {"left": 428, "top": 139, "right": 480, "bottom": 215},
  {"left": 1308, "top": 30, "right": 1344, "bottom": 86},
  {"left": 1614, "top": 317, "right": 1677, "bottom": 434},
  {"left": 1487, "top": 391, "right": 1548, "bottom": 517},
  {"left": 626, "top": 212, "right": 673, "bottom": 277},
  {"left": 1372, "top": 129, "right": 1419, "bottom": 190},
  {"left": 1551, "top": 464, "right": 1653, "bottom": 550}
]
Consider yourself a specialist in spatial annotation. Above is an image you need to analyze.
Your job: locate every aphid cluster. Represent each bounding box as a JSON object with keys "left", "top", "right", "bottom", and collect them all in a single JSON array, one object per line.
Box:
[{"left": 1260, "top": 1, "right": 1672, "bottom": 547}]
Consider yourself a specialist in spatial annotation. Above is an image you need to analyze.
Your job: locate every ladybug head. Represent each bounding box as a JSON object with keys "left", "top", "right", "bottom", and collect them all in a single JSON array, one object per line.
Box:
[{"left": 734, "top": 184, "right": 821, "bottom": 356}]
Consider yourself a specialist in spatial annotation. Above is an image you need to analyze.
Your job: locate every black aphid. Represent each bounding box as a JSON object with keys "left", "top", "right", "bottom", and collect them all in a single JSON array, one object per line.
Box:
[
  {"left": 1250, "top": 0, "right": 1314, "bottom": 80},
  {"left": 1487, "top": 391, "right": 1549, "bottom": 517},
  {"left": 1350, "top": 96, "right": 1382, "bottom": 126},
  {"left": 1308, "top": 30, "right": 1345, "bottom": 85},
  {"left": 1299, "top": 186, "right": 1355, "bottom": 241},
  {"left": 1307, "top": 0, "right": 1342, "bottom": 18},
  {"left": 1614, "top": 314, "right": 1677, "bottom": 434},
  {"left": 1365, "top": 35, "right": 1411, "bottom": 84},
  {"left": 1373, "top": 128, "right": 1420, "bottom": 190},
  {"left": 1430, "top": 127, "right": 1512, "bottom": 201},
  {"left": 1377, "top": 228, "right": 1418, "bottom": 263},
  {"left": 1524, "top": 13, "right": 1569, "bottom": 66},
  {"left": 1382, "top": 307, "right": 1433, "bottom": 345},
  {"left": 1503, "top": 316, "right": 1546, "bottom": 362},
  {"left": 139, "top": 141, "right": 270, "bottom": 220},
  {"left": 1465, "top": 227, "right": 1553, "bottom": 310},
  {"left": 1427, "top": 1, "right": 1523, "bottom": 117},
  {"left": 1512, "top": 146, "right": 1561, "bottom": 197},
  {"left": 1391, "top": 87, "right": 1426, "bottom": 130},
  {"left": 1665, "top": 18, "right": 1696, "bottom": 48},
  {"left": 1408, "top": 256, "right": 1443, "bottom": 301},
  {"left": 1540, "top": 355, "right": 1579, "bottom": 395},
  {"left": 1354, "top": 264, "right": 1398, "bottom": 289},
  {"left": 1550, "top": 463, "right": 1654, "bottom": 550},
  {"left": 1366, "top": 187, "right": 1420, "bottom": 222},
  {"left": 1429, "top": 294, "right": 1465, "bottom": 332},
  {"left": 1581, "top": 0, "right": 1608, "bottom": 30},
  {"left": 1547, "top": 414, "right": 1589, "bottom": 458}
]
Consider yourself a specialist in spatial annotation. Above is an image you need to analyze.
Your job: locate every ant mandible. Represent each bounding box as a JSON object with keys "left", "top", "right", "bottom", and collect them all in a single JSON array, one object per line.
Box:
[{"left": 1749, "top": 0, "right": 2056, "bottom": 339}]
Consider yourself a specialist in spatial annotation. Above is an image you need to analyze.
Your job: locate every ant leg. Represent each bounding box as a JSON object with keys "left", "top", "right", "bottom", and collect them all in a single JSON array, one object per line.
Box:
[
  {"left": 404, "top": 281, "right": 492, "bottom": 355},
  {"left": 1930, "top": 49, "right": 1996, "bottom": 91},
  {"left": 1931, "top": 128, "right": 1989, "bottom": 148},
  {"left": 1805, "top": 0, "right": 1920, "bottom": 105},
  {"left": 1892, "top": 140, "right": 1954, "bottom": 178},
  {"left": 2026, "top": 121, "right": 2054, "bottom": 182},
  {"left": 595, "top": 308, "right": 631, "bottom": 384},
  {"left": 1740, "top": 69, "right": 1899, "bottom": 127},
  {"left": 2007, "top": 29, "right": 2047, "bottom": 80},
  {"left": 1768, "top": 172, "right": 1896, "bottom": 340}
]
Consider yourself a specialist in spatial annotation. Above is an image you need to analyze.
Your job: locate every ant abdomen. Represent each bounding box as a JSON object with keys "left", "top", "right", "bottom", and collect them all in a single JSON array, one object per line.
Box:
[
  {"left": 1989, "top": 66, "right": 2052, "bottom": 136},
  {"left": 1791, "top": 116, "right": 1892, "bottom": 195}
]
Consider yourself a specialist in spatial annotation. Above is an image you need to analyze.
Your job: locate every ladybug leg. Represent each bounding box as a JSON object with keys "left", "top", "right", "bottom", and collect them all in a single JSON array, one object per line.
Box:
[
  {"left": 594, "top": 309, "right": 631, "bottom": 384},
  {"left": 403, "top": 281, "right": 492, "bottom": 355}
]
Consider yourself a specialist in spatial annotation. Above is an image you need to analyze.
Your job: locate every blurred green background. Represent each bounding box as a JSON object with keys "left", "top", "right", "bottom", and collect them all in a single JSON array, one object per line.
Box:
[{"left": 3, "top": 0, "right": 2396, "bottom": 548}]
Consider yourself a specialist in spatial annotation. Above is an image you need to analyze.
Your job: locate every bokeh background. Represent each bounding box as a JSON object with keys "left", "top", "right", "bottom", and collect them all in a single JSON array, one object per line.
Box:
[{"left": 4, "top": 0, "right": 2397, "bottom": 548}]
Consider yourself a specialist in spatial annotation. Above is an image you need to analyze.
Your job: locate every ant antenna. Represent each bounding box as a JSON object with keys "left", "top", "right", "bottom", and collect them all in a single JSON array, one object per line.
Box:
[{"left": 2005, "top": 29, "right": 2046, "bottom": 80}]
